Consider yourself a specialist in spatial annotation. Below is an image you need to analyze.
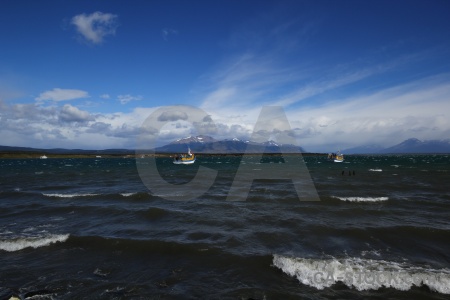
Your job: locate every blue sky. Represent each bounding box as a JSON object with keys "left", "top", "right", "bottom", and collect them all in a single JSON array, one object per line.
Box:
[{"left": 1, "top": 0, "right": 449, "bottom": 152}]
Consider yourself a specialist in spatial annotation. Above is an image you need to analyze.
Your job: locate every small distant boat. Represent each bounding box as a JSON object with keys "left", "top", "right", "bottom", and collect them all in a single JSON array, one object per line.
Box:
[
  {"left": 173, "top": 148, "right": 196, "bottom": 165},
  {"left": 40, "top": 155, "right": 48, "bottom": 159},
  {"left": 328, "top": 151, "right": 344, "bottom": 162}
]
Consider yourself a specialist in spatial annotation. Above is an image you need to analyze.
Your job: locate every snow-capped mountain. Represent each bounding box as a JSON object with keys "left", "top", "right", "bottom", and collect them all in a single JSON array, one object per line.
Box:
[
  {"left": 155, "top": 136, "right": 306, "bottom": 153},
  {"left": 171, "top": 135, "right": 216, "bottom": 144},
  {"left": 3, "top": 137, "right": 448, "bottom": 156}
]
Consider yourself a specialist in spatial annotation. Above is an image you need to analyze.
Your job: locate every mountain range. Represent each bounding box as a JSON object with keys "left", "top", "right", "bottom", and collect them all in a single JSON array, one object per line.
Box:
[
  {"left": 1, "top": 137, "right": 449, "bottom": 155},
  {"left": 343, "top": 138, "right": 450, "bottom": 154},
  {"left": 154, "top": 135, "right": 306, "bottom": 154}
]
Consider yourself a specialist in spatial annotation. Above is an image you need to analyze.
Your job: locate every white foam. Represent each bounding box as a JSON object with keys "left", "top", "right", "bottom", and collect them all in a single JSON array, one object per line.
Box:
[
  {"left": 43, "top": 193, "right": 99, "bottom": 198},
  {"left": 361, "top": 249, "right": 381, "bottom": 257},
  {"left": 332, "top": 196, "right": 388, "bottom": 202},
  {"left": 369, "top": 169, "right": 383, "bottom": 172},
  {"left": 0, "top": 234, "right": 69, "bottom": 252},
  {"left": 273, "top": 255, "right": 450, "bottom": 294},
  {"left": 120, "top": 193, "right": 136, "bottom": 197}
]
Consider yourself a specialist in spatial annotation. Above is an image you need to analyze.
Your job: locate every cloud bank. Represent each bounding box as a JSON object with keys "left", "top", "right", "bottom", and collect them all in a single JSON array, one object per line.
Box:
[{"left": 196, "top": 48, "right": 450, "bottom": 152}]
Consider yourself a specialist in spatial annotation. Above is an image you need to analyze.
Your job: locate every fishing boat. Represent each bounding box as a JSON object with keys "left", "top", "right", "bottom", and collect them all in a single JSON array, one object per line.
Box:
[
  {"left": 328, "top": 151, "right": 344, "bottom": 162},
  {"left": 173, "top": 148, "right": 196, "bottom": 165}
]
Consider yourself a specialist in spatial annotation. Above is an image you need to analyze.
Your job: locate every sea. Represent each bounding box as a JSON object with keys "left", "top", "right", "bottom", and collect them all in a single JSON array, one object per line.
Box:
[{"left": 0, "top": 154, "right": 449, "bottom": 299}]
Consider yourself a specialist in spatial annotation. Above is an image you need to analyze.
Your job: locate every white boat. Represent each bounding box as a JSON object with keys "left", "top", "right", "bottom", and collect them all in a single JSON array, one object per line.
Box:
[
  {"left": 328, "top": 151, "right": 344, "bottom": 162},
  {"left": 173, "top": 148, "right": 196, "bottom": 165},
  {"left": 40, "top": 155, "right": 48, "bottom": 159}
]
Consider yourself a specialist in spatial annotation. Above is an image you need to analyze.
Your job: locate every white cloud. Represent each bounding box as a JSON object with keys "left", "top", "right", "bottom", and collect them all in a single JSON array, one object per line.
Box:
[
  {"left": 117, "top": 94, "right": 143, "bottom": 104},
  {"left": 157, "top": 110, "right": 188, "bottom": 122},
  {"left": 284, "top": 74, "right": 450, "bottom": 151},
  {"left": 36, "top": 88, "right": 89, "bottom": 102},
  {"left": 0, "top": 101, "right": 154, "bottom": 149},
  {"left": 59, "top": 104, "right": 94, "bottom": 123},
  {"left": 201, "top": 87, "right": 237, "bottom": 111},
  {"left": 1, "top": 85, "right": 449, "bottom": 151},
  {"left": 271, "top": 66, "right": 385, "bottom": 107},
  {"left": 162, "top": 28, "right": 178, "bottom": 41},
  {"left": 71, "top": 12, "right": 118, "bottom": 44},
  {"left": 100, "top": 94, "right": 110, "bottom": 99},
  {"left": 193, "top": 17, "right": 448, "bottom": 150},
  {"left": 196, "top": 48, "right": 450, "bottom": 152}
]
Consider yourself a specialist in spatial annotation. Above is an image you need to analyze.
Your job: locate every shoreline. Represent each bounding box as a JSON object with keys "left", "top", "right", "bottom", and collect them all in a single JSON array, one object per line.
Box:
[
  {"left": 1, "top": 152, "right": 447, "bottom": 159},
  {"left": 0, "top": 152, "right": 327, "bottom": 159}
]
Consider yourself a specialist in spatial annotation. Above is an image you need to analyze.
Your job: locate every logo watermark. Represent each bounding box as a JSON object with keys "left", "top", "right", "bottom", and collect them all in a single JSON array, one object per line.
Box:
[
  {"left": 135, "top": 105, "right": 319, "bottom": 202},
  {"left": 312, "top": 270, "right": 438, "bottom": 287}
]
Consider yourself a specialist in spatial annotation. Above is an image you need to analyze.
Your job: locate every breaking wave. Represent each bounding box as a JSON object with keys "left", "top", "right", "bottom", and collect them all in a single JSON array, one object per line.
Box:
[
  {"left": 273, "top": 254, "right": 450, "bottom": 294},
  {"left": 120, "top": 192, "right": 138, "bottom": 197},
  {"left": 43, "top": 193, "right": 99, "bottom": 198},
  {"left": 0, "top": 234, "right": 70, "bottom": 252},
  {"left": 332, "top": 196, "right": 389, "bottom": 202}
]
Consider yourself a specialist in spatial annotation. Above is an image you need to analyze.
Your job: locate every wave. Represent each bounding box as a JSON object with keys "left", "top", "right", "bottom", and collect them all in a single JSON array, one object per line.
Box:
[
  {"left": 332, "top": 196, "right": 389, "bottom": 202},
  {"left": 65, "top": 235, "right": 221, "bottom": 257},
  {"left": 139, "top": 207, "right": 170, "bottom": 219},
  {"left": 120, "top": 192, "right": 137, "bottom": 197},
  {"left": 273, "top": 254, "right": 450, "bottom": 294},
  {"left": 41, "top": 192, "right": 151, "bottom": 201},
  {"left": 369, "top": 169, "right": 383, "bottom": 172},
  {"left": 43, "top": 193, "right": 99, "bottom": 198},
  {"left": 0, "top": 234, "right": 69, "bottom": 252}
]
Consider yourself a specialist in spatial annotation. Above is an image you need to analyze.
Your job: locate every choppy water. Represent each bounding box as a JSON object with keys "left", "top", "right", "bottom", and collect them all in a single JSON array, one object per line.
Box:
[{"left": 0, "top": 154, "right": 449, "bottom": 299}]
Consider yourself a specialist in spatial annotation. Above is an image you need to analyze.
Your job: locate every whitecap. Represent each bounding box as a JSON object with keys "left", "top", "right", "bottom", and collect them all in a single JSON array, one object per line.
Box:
[
  {"left": 0, "top": 234, "right": 70, "bottom": 252},
  {"left": 43, "top": 193, "right": 99, "bottom": 198},
  {"left": 273, "top": 254, "right": 450, "bottom": 294},
  {"left": 332, "top": 196, "right": 388, "bottom": 202},
  {"left": 369, "top": 169, "right": 383, "bottom": 172},
  {"left": 120, "top": 193, "right": 136, "bottom": 197}
]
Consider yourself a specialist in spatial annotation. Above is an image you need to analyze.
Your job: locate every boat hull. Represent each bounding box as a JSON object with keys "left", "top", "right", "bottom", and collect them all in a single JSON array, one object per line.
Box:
[
  {"left": 173, "top": 158, "right": 196, "bottom": 165},
  {"left": 328, "top": 152, "right": 344, "bottom": 162},
  {"left": 173, "top": 148, "right": 196, "bottom": 164}
]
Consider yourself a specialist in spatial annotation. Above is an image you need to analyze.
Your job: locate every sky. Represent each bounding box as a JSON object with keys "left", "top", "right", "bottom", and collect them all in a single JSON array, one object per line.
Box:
[{"left": 1, "top": 0, "right": 449, "bottom": 152}]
